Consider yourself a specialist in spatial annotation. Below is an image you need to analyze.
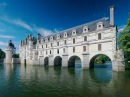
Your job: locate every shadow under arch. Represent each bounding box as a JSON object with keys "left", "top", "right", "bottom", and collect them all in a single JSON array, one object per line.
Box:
[
  {"left": 44, "top": 57, "right": 49, "bottom": 66},
  {"left": 89, "top": 54, "right": 112, "bottom": 68},
  {"left": 68, "top": 55, "right": 81, "bottom": 67},
  {"left": 54, "top": 56, "right": 62, "bottom": 66}
]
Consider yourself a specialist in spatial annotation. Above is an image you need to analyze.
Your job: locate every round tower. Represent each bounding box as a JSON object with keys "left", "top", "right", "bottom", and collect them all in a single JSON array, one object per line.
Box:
[{"left": 5, "top": 40, "right": 16, "bottom": 64}]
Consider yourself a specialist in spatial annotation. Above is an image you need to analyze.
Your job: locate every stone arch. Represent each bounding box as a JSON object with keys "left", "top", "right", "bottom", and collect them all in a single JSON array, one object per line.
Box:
[
  {"left": 68, "top": 55, "right": 82, "bottom": 67},
  {"left": 54, "top": 56, "right": 62, "bottom": 66},
  {"left": 44, "top": 57, "right": 49, "bottom": 66},
  {"left": 89, "top": 54, "right": 112, "bottom": 68}
]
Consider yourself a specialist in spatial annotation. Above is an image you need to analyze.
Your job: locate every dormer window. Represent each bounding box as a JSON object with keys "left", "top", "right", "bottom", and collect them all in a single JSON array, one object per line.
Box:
[
  {"left": 72, "top": 29, "right": 76, "bottom": 35},
  {"left": 50, "top": 36, "right": 53, "bottom": 41},
  {"left": 83, "top": 26, "right": 88, "bottom": 33},
  {"left": 64, "top": 32, "right": 67, "bottom": 37},
  {"left": 97, "top": 22, "right": 103, "bottom": 29},
  {"left": 57, "top": 34, "right": 60, "bottom": 39},
  {"left": 45, "top": 37, "right": 48, "bottom": 42}
]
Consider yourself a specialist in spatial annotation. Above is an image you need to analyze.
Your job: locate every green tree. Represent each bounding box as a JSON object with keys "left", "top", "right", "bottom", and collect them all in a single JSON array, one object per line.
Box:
[
  {"left": 118, "top": 13, "right": 130, "bottom": 68},
  {"left": 0, "top": 49, "right": 5, "bottom": 59},
  {"left": 12, "top": 54, "right": 19, "bottom": 58}
]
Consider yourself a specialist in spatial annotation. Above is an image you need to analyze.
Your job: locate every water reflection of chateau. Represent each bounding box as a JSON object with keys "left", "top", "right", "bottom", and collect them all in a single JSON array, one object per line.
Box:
[{"left": 19, "top": 6, "right": 124, "bottom": 71}]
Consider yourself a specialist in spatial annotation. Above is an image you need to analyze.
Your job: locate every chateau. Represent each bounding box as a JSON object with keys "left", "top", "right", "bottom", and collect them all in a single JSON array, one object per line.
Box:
[{"left": 19, "top": 6, "right": 125, "bottom": 71}]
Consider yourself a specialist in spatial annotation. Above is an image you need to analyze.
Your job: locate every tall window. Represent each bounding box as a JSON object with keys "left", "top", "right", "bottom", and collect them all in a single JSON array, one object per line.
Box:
[
  {"left": 64, "top": 40, "right": 66, "bottom": 45},
  {"left": 83, "top": 46, "right": 86, "bottom": 52},
  {"left": 57, "top": 49, "right": 59, "bottom": 54},
  {"left": 63, "top": 48, "right": 65, "bottom": 53},
  {"left": 46, "top": 44, "right": 47, "bottom": 48},
  {"left": 84, "top": 36, "right": 87, "bottom": 41},
  {"left": 50, "top": 50, "right": 51, "bottom": 54},
  {"left": 98, "top": 33, "right": 101, "bottom": 40},
  {"left": 73, "top": 47, "right": 75, "bottom": 53},
  {"left": 51, "top": 43, "right": 52, "bottom": 47},
  {"left": 98, "top": 44, "right": 101, "bottom": 51},
  {"left": 57, "top": 42, "right": 59, "bottom": 46},
  {"left": 73, "top": 38, "right": 75, "bottom": 44},
  {"left": 46, "top": 51, "right": 47, "bottom": 55},
  {"left": 42, "top": 45, "right": 43, "bottom": 48}
]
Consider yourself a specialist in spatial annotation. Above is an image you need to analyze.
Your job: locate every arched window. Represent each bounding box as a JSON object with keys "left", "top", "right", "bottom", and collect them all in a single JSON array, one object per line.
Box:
[
  {"left": 83, "top": 46, "right": 86, "bottom": 52},
  {"left": 73, "top": 38, "right": 75, "bottom": 44},
  {"left": 73, "top": 47, "right": 75, "bottom": 53}
]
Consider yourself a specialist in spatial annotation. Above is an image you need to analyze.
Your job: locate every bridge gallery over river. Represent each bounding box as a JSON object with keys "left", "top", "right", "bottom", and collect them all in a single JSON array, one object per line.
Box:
[{"left": 19, "top": 6, "right": 125, "bottom": 71}]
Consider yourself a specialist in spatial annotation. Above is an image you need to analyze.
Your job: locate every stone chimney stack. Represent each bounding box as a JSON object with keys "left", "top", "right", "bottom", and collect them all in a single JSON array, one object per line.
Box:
[{"left": 110, "top": 5, "right": 114, "bottom": 26}]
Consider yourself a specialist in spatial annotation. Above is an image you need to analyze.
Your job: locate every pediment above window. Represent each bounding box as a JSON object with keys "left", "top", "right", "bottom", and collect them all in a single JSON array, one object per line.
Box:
[
  {"left": 57, "top": 34, "right": 60, "bottom": 39},
  {"left": 64, "top": 32, "right": 68, "bottom": 37},
  {"left": 83, "top": 26, "right": 89, "bottom": 33},
  {"left": 72, "top": 29, "right": 76, "bottom": 35},
  {"left": 97, "top": 22, "right": 103, "bottom": 30}
]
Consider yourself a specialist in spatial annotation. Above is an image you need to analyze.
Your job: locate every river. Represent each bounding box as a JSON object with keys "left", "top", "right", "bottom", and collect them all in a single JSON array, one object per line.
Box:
[{"left": 0, "top": 62, "right": 130, "bottom": 97}]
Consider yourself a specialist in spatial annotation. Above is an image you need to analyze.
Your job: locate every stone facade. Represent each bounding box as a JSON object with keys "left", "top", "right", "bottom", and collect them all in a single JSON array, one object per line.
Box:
[{"left": 19, "top": 6, "right": 125, "bottom": 71}]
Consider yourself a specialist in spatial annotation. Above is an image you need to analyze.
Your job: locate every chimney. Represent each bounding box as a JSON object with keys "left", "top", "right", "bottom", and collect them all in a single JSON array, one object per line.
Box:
[{"left": 110, "top": 5, "right": 114, "bottom": 26}]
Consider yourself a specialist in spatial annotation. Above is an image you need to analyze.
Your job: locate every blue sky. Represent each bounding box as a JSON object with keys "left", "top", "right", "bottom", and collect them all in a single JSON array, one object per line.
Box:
[{"left": 0, "top": 0, "right": 130, "bottom": 51}]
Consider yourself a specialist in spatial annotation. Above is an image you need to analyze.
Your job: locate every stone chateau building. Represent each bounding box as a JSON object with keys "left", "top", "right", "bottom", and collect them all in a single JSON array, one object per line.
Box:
[{"left": 19, "top": 6, "right": 125, "bottom": 71}]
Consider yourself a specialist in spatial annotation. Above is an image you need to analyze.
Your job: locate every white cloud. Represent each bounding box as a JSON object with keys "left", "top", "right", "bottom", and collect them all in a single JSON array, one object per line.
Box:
[
  {"left": 14, "top": 19, "right": 33, "bottom": 31},
  {"left": 0, "top": 41, "right": 7, "bottom": 46},
  {"left": 118, "top": 25, "right": 126, "bottom": 32},
  {"left": 0, "top": 34, "right": 14, "bottom": 39},
  {"left": 36, "top": 28, "right": 53, "bottom": 36},
  {"left": 0, "top": 16, "right": 33, "bottom": 32}
]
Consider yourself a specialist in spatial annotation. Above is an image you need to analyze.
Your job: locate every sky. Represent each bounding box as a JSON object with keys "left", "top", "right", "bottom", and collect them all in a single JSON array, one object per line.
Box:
[{"left": 0, "top": 0, "right": 130, "bottom": 51}]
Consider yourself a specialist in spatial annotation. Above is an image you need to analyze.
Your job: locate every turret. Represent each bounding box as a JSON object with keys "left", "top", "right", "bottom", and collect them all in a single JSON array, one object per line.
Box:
[{"left": 4, "top": 40, "right": 16, "bottom": 64}]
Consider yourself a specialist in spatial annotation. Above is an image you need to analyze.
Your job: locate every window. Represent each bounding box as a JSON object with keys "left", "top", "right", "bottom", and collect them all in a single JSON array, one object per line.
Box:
[
  {"left": 83, "top": 46, "right": 86, "bottom": 52},
  {"left": 64, "top": 40, "right": 66, "bottom": 45},
  {"left": 63, "top": 48, "right": 65, "bottom": 53},
  {"left": 50, "top": 50, "right": 51, "bottom": 54},
  {"left": 73, "top": 47, "right": 75, "bottom": 53},
  {"left": 84, "top": 36, "right": 87, "bottom": 41},
  {"left": 46, "top": 51, "right": 47, "bottom": 55},
  {"left": 51, "top": 43, "right": 52, "bottom": 47},
  {"left": 64, "top": 32, "right": 67, "bottom": 37},
  {"left": 72, "top": 29, "right": 76, "bottom": 35},
  {"left": 83, "top": 26, "right": 88, "bottom": 32},
  {"left": 42, "top": 45, "right": 43, "bottom": 48},
  {"left": 57, "top": 42, "right": 59, "bottom": 46},
  {"left": 46, "top": 44, "right": 47, "bottom": 48},
  {"left": 73, "top": 38, "right": 75, "bottom": 44},
  {"left": 98, "top": 44, "right": 101, "bottom": 51},
  {"left": 57, "top": 49, "right": 59, "bottom": 54},
  {"left": 98, "top": 33, "right": 101, "bottom": 40}
]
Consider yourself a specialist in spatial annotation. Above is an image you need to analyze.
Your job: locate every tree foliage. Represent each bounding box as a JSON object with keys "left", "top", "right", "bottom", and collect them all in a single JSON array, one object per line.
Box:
[
  {"left": 12, "top": 54, "right": 19, "bottom": 58},
  {"left": 0, "top": 49, "right": 5, "bottom": 59},
  {"left": 94, "top": 55, "right": 110, "bottom": 64},
  {"left": 118, "top": 14, "right": 130, "bottom": 67}
]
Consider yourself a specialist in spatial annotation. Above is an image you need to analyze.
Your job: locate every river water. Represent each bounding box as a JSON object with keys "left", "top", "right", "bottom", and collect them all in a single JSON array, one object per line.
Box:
[{"left": 0, "top": 62, "right": 130, "bottom": 97}]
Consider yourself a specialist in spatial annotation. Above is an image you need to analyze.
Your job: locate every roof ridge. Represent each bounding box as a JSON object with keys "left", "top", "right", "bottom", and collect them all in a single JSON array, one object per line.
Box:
[{"left": 54, "top": 17, "right": 106, "bottom": 35}]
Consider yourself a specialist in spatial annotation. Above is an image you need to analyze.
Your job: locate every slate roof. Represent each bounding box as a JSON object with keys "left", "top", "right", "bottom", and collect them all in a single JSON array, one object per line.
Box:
[
  {"left": 22, "top": 17, "right": 114, "bottom": 45},
  {"left": 41, "top": 17, "right": 113, "bottom": 41}
]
